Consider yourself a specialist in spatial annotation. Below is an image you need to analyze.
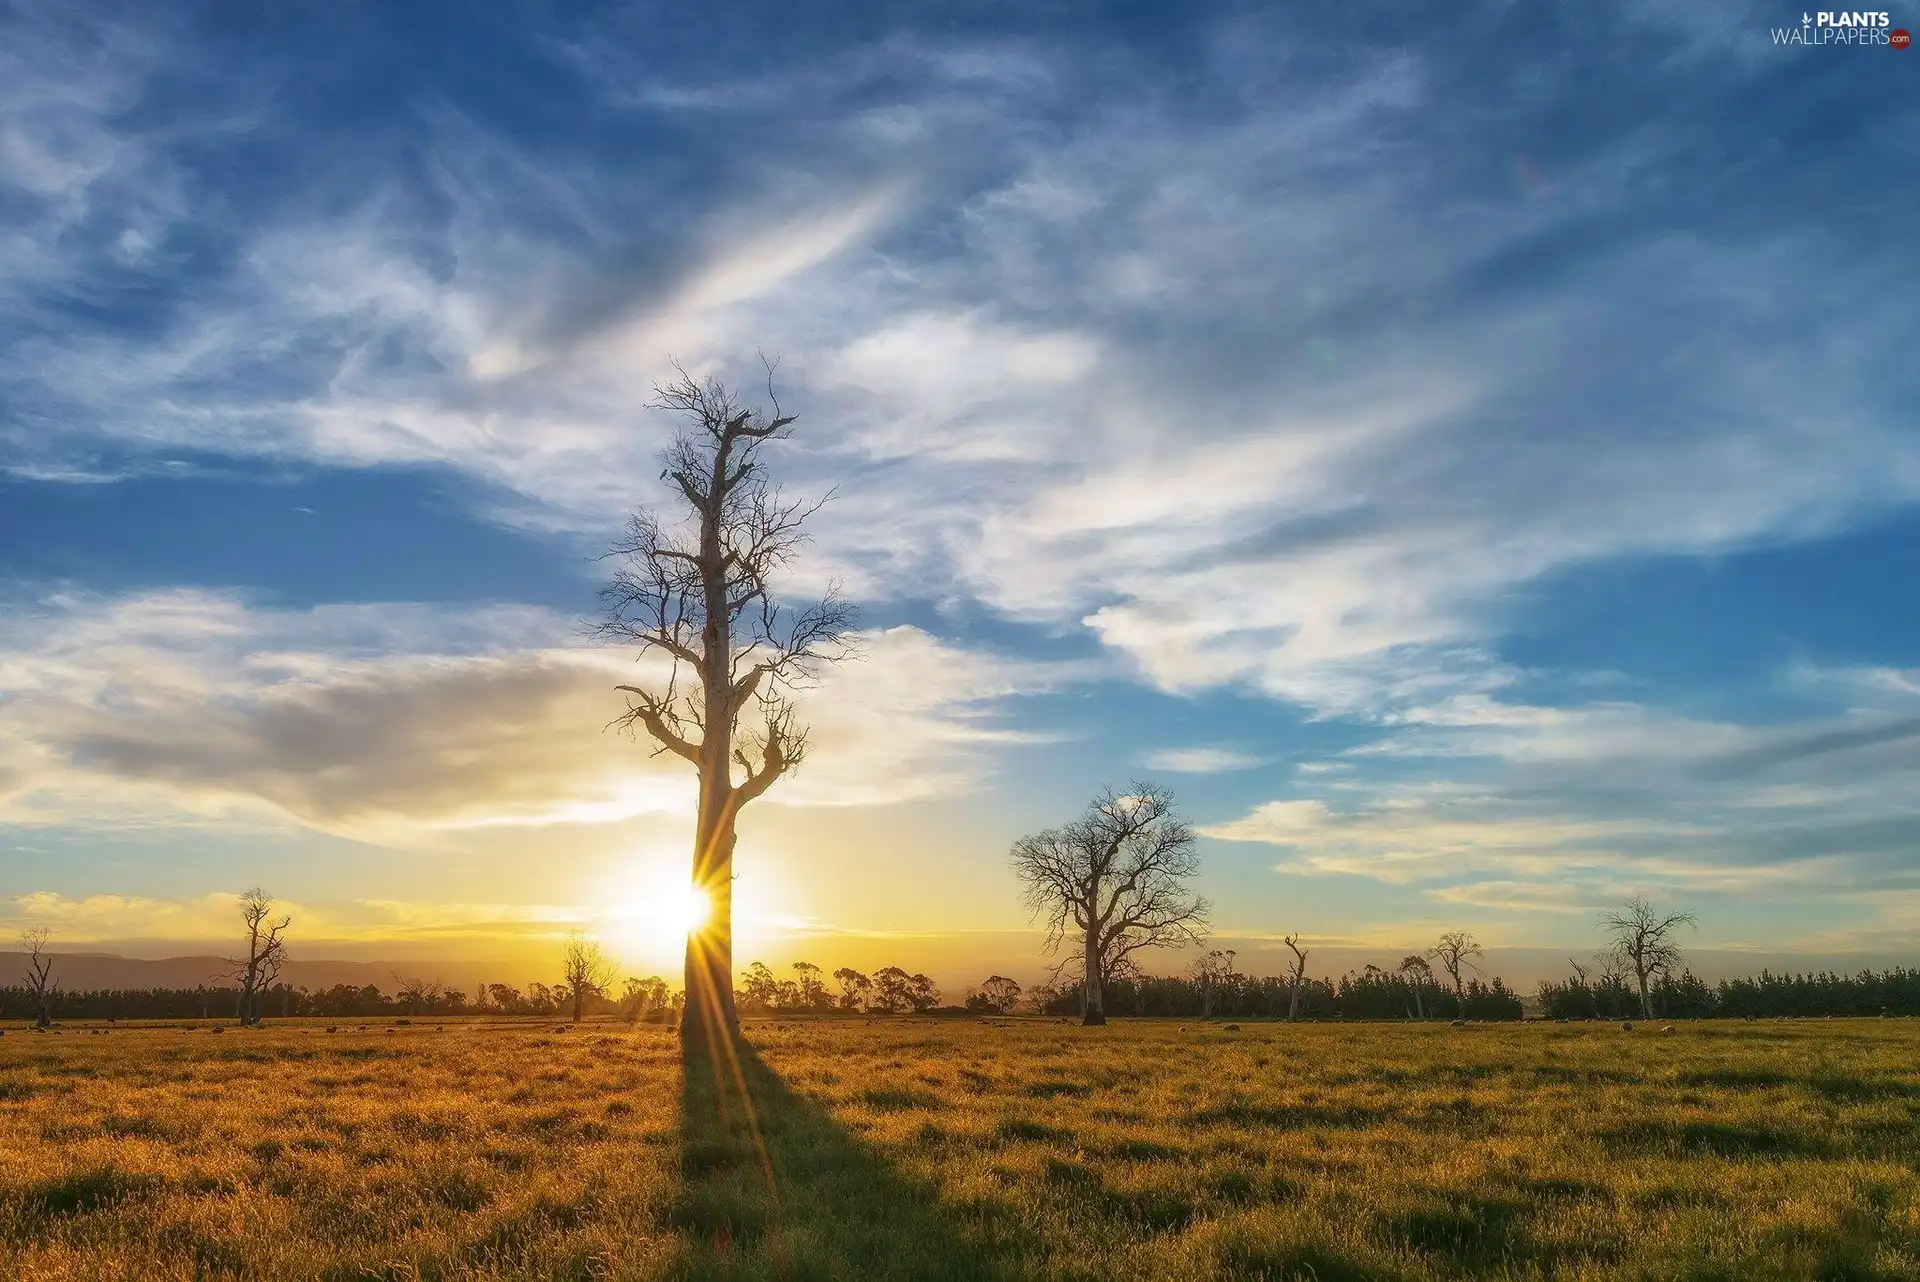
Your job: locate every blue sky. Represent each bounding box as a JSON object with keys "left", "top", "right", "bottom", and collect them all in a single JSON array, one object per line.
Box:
[{"left": 2, "top": 0, "right": 1916, "bottom": 984}]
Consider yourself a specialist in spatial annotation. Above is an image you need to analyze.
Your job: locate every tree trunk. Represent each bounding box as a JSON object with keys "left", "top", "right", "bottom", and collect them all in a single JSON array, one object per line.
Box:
[
  {"left": 682, "top": 466, "right": 741, "bottom": 1053},
  {"left": 1287, "top": 976, "right": 1301, "bottom": 1021},
  {"left": 1412, "top": 985, "right": 1424, "bottom": 1021},
  {"left": 571, "top": 987, "right": 583, "bottom": 1023},
  {"left": 1081, "top": 933, "right": 1106, "bottom": 1026},
  {"left": 681, "top": 799, "right": 739, "bottom": 1050},
  {"left": 1635, "top": 964, "right": 1652, "bottom": 1019}
]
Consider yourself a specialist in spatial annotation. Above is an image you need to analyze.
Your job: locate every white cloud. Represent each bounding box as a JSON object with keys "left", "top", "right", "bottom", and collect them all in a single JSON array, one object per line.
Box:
[
  {"left": 1142, "top": 746, "right": 1269, "bottom": 774},
  {"left": 0, "top": 592, "right": 1069, "bottom": 841}
]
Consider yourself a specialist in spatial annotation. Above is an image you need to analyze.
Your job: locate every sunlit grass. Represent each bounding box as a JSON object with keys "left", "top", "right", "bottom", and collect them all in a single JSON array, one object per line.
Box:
[{"left": 0, "top": 1017, "right": 1915, "bottom": 1278}]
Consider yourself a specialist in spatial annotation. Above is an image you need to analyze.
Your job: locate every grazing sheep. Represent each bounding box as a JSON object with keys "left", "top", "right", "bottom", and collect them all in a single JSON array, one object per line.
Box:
[{"left": 1621, "top": 1021, "right": 1633, "bottom": 1031}]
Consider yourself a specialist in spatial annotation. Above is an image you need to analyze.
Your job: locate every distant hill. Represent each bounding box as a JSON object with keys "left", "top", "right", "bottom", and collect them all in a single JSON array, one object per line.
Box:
[{"left": 0, "top": 951, "right": 516, "bottom": 994}]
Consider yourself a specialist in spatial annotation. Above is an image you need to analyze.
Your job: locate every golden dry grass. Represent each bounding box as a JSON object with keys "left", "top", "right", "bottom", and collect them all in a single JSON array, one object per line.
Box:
[{"left": 1, "top": 1016, "right": 1916, "bottom": 1279}]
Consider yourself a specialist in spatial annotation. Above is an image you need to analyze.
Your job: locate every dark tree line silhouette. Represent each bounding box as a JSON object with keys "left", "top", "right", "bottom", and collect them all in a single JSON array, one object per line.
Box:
[
  {"left": 1021, "top": 965, "right": 1527, "bottom": 1021},
  {"left": 1538, "top": 966, "right": 1920, "bottom": 1020},
  {"left": 14, "top": 965, "right": 1920, "bottom": 1023}
]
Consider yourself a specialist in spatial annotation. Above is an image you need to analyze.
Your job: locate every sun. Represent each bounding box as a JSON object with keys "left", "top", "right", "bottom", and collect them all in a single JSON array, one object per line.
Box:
[{"left": 655, "top": 881, "right": 710, "bottom": 945}]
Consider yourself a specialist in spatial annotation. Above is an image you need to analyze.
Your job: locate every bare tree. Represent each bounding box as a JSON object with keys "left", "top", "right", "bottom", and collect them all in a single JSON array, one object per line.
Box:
[
  {"left": 1011, "top": 783, "right": 1209, "bottom": 1026},
  {"left": 1600, "top": 896, "right": 1696, "bottom": 1020},
  {"left": 1398, "top": 954, "right": 1433, "bottom": 1020},
  {"left": 392, "top": 973, "right": 442, "bottom": 1017},
  {"left": 1428, "top": 931, "right": 1483, "bottom": 1019},
  {"left": 1282, "top": 933, "right": 1311, "bottom": 1021},
  {"left": 594, "top": 365, "right": 856, "bottom": 1048},
  {"left": 561, "top": 931, "right": 618, "bottom": 1024},
  {"left": 21, "top": 927, "right": 59, "bottom": 1029},
  {"left": 1191, "top": 948, "right": 1238, "bottom": 1018},
  {"left": 222, "top": 888, "right": 289, "bottom": 1026}
]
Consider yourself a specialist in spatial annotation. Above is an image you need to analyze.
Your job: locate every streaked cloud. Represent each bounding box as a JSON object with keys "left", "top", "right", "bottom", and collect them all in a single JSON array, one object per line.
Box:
[
  {"left": 0, "top": 591, "right": 1070, "bottom": 841},
  {"left": 1142, "top": 746, "right": 1270, "bottom": 775}
]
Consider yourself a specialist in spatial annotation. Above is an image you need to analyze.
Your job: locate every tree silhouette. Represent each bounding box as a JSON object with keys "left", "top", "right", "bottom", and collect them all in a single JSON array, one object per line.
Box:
[
  {"left": 221, "top": 888, "right": 288, "bottom": 1025},
  {"left": 561, "top": 931, "right": 617, "bottom": 1023},
  {"left": 832, "top": 966, "right": 871, "bottom": 1013},
  {"left": 791, "top": 961, "right": 828, "bottom": 1011},
  {"left": 20, "top": 927, "right": 58, "bottom": 1030},
  {"left": 1600, "top": 896, "right": 1697, "bottom": 1020},
  {"left": 1398, "top": 954, "right": 1434, "bottom": 1020},
  {"left": 1429, "top": 931, "right": 1483, "bottom": 1018},
  {"left": 1010, "top": 782, "right": 1208, "bottom": 1025},
  {"left": 871, "top": 966, "right": 914, "bottom": 1014},
  {"left": 595, "top": 364, "right": 856, "bottom": 1048},
  {"left": 977, "top": 975, "right": 1022, "bottom": 1014},
  {"left": 1282, "top": 934, "right": 1310, "bottom": 1021}
]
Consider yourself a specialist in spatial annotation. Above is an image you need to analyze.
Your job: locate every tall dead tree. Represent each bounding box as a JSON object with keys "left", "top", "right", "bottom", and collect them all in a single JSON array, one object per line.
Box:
[
  {"left": 561, "top": 931, "right": 618, "bottom": 1024},
  {"left": 1282, "top": 933, "right": 1310, "bottom": 1021},
  {"left": 1399, "top": 954, "right": 1432, "bottom": 1020},
  {"left": 21, "top": 927, "right": 58, "bottom": 1029},
  {"left": 1010, "top": 783, "right": 1209, "bottom": 1026},
  {"left": 1600, "top": 896, "right": 1696, "bottom": 1020},
  {"left": 1429, "top": 930, "right": 1483, "bottom": 1018},
  {"left": 595, "top": 365, "right": 855, "bottom": 1049},
  {"left": 223, "top": 888, "right": 289, "bottom": 1026}
]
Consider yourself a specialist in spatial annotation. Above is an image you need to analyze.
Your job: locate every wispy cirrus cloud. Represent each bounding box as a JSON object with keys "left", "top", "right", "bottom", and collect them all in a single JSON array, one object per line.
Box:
[{"left": 1143, "top": 746, "right": 1270, "bottom": 775}]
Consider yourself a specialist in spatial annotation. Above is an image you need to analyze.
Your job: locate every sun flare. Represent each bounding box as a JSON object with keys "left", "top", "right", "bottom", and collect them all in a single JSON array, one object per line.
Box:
[{"left": 658, "top": 881, "right": 710, "bottom": 945}]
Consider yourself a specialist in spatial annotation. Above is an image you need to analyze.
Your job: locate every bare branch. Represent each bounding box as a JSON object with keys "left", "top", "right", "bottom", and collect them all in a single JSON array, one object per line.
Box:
[
  {"left": 1010, "top": 782, "right": 1208, "bottom": 1025},
  {"left": 588, "top": 363, "right": 858, "bottom": 1042}
]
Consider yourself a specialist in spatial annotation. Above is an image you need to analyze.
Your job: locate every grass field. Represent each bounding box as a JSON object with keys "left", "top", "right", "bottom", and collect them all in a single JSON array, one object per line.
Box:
[{"left": 1, "top": 1016, "right": 1916, "bottom": 1280}]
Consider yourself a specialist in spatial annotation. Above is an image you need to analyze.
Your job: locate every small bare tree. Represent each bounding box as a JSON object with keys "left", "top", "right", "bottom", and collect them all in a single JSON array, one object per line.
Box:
[
  {"left": 392, "top": 973, "right": 442, "bottom": 1017},
  {"left": 561, "top": 931, "right": 618, "bottom": 1023},
  {"left": 1398, "top": 954, "right": 1433, "bottom": 1020},
  {"left": 1011, "top": 783, "right": 1209, "bottom": 1026},
  {"left": 1600, "top": 896, "right": 1696, "bottom": 1020},
  {"left": 1429, "top": 931, "right": 1483, "bottom": 1018},
  {"left": 1191, "top": 948, "right": 1238, "bottom": 1018},
  {"left": 21, "top": 927, "right": 59, "bottom": 1029},
  {"left": 1283, "top": 933, "right": 1311, "bottom": 1021},
  {"left": 223, "top": 889, "right": 289, "bottom": 1026},
  {"left": 595, "top": 364, "right": 856, "bottom": 1048}
]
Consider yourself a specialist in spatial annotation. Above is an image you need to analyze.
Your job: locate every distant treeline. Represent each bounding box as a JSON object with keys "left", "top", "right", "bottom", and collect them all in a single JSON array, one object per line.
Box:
[
  {"left": 10, "top": 965, "right": 1919, "bottom": 1023},
  {"left": 0, "top": 980, "right": 672, "bottom": 1023},
  {"left": 1025, "top": 971, "right": 1527, "bottom": 1021},
  {"left": 1538, "top": 967, "right": 1920, "bottom": 1020}
]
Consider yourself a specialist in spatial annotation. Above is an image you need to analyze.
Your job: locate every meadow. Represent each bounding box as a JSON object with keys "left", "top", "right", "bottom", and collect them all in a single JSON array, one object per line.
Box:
[{"left": 0, "top": 1016, "right": 1915, "bottom": 1280}]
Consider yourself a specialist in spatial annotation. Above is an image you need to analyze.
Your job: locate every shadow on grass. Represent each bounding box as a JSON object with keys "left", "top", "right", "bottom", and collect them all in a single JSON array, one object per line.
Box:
[{"left": 668, "top": 1036, "right": 1031, "bottom": 1281}]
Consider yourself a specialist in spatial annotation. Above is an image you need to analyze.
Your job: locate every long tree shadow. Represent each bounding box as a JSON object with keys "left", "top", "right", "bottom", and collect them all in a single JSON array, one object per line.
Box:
[{"left": 669, "top": 1034, "right": 1032, "bottom": 1281}]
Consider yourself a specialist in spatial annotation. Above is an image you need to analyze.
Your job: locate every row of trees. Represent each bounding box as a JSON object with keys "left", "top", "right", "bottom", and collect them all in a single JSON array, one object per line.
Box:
[
  {"left": 10, "top": 911, "right": 676, "bottom": 1026},
  {"left": 19, "top": 962, "right": 1920, "bottom": 1024},
  {"left": 13, "top": 889, "right": 293, "bottom": 1028},
  {"left": 738, "top": 961, "right": 942, "bottom": 1014},
  {"left": 1539, "top": 966, "right": 1920, "bottom": 1020},
  {"left": 0, "top": 972, "right": 683, "bottom": 1024}
]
